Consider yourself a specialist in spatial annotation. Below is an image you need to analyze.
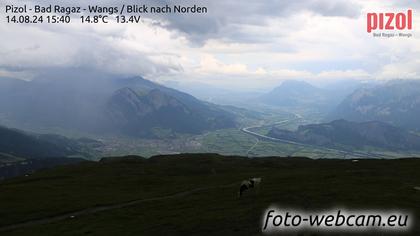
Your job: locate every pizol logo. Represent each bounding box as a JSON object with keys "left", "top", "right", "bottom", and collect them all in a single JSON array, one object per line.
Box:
[{"left": 367, "top": 9, "right": 413, "bottom": 33}]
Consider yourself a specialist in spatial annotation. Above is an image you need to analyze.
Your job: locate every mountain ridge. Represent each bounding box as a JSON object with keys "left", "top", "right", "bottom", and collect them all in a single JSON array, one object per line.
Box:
[
  {"left": 258, "top": 80, "right": 356, "bottom": 111},
  {"left": 0, "top": 125, "right": 96, "bottom": 159},
  {"left": 0, "top": 76, "right": 237, "bottom": 138},
  {"left": 268, "top": 119, "right": 420, "bottom": 151},
  {"left": 329, "top": 80, "right": 420, "bottom": 131}
]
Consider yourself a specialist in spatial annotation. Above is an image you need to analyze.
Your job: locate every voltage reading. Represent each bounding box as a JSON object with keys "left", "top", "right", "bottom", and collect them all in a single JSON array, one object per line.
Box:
[{"left": 116, "top": 15, "right": 141, "bottom": 23}]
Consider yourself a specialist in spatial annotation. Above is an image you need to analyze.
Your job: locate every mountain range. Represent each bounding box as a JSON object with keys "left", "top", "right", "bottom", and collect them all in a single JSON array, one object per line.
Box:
[
  {"left": 258, "top": 80, "right": 359, "bottom": 111},
  {"left": 0, "top": 75, "right": 236, "bottom": 138},
  {"left": 329, "top": 80, "right": 420, "bottom": 131},
  {"left": 107, "top": 87, "right": 235, "bottom": 137},
  {"left": 267, "top": 119, "right": 420, "bottom": 151}
]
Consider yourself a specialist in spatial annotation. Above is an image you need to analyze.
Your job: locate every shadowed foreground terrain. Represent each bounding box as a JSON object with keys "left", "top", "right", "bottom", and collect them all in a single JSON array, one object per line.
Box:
[{"left": 0, "top": 154, "right": 419, "bottom": 235}]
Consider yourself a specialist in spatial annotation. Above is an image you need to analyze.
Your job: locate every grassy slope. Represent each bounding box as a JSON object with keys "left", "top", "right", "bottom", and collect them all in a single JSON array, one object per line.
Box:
[{"left": 0, "top": 154, "right": 420, "bottom": 235}]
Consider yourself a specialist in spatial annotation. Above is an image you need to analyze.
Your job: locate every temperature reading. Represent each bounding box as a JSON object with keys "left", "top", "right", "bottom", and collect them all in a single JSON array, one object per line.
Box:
[{"left": 80, "top": 15, "right": 108, "bottom": 24}]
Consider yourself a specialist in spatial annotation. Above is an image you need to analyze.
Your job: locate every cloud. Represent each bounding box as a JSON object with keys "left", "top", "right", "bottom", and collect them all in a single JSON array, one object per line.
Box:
[
  {"left": 315, "top": 69, "right": 371, "bottom": 80},
  {"left": 377, "top": 60, "right": 420, "bottom": 80},
  {"left": 2, "top": 0, "right": 362, "bottom": 45},
  {"left": 152, "top": 0, "right": 362, "bottom": 44},
  {"left": 0, "top": 17, "right": 185, "bottom": 77},
  {"left": 0, "top": 0, "right": 419, "bottom": 90},
  {"left": 195, "top": 54, "right": 260, "bottom": 76}
]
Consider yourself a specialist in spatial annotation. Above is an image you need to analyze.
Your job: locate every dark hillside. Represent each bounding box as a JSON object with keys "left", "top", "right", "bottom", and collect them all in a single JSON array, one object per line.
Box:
[{"left": 0, "top": 154, "right": 419, "bottom": 235}]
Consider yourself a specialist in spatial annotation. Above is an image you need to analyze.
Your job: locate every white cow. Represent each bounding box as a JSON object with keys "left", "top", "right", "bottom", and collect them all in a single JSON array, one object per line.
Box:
[{"left": 239, "top": 177, "right": 262, "bottom": 197}]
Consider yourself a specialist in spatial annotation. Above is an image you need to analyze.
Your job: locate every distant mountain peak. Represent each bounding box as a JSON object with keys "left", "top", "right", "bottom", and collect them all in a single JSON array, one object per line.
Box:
[
  {"left": 258, "top": 80, "right": 332, "bottom": 108},
  {"left": 279, "top": 80, "right": 317, "bottom": 88}
]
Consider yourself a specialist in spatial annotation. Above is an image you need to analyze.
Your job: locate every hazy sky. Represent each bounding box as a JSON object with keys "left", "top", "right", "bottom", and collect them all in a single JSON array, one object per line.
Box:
[{"left": 0, "top": 0, "right": 419, "bottom": 90}]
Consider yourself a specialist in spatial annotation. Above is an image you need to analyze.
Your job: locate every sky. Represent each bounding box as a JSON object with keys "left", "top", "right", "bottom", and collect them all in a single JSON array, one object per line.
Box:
[{"left": 0, "top": 0, "right": 419, "bottom": 91}]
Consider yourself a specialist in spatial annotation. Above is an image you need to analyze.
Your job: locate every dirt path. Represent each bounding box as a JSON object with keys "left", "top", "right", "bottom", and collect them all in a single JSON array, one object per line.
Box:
[{"left": 0, "top": 182, "right": 238, "bottom": 233}]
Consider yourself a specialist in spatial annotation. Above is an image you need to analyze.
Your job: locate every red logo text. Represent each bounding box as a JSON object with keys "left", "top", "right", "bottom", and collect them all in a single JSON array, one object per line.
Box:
[{"left": 367, "top": 10, "right": 413, "bottom": 33}]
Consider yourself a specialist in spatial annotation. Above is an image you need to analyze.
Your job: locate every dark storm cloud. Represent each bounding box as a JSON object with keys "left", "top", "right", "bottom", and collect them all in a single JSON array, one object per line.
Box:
[
  {"left": 150, "top": 0, "right": 362, "bottom": 44},
  {"left": 10, "top": 0, "right": 361, "bottom": 44},
  {"left": 0, "top": 0, "right": 365, "bottom": 80}
]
